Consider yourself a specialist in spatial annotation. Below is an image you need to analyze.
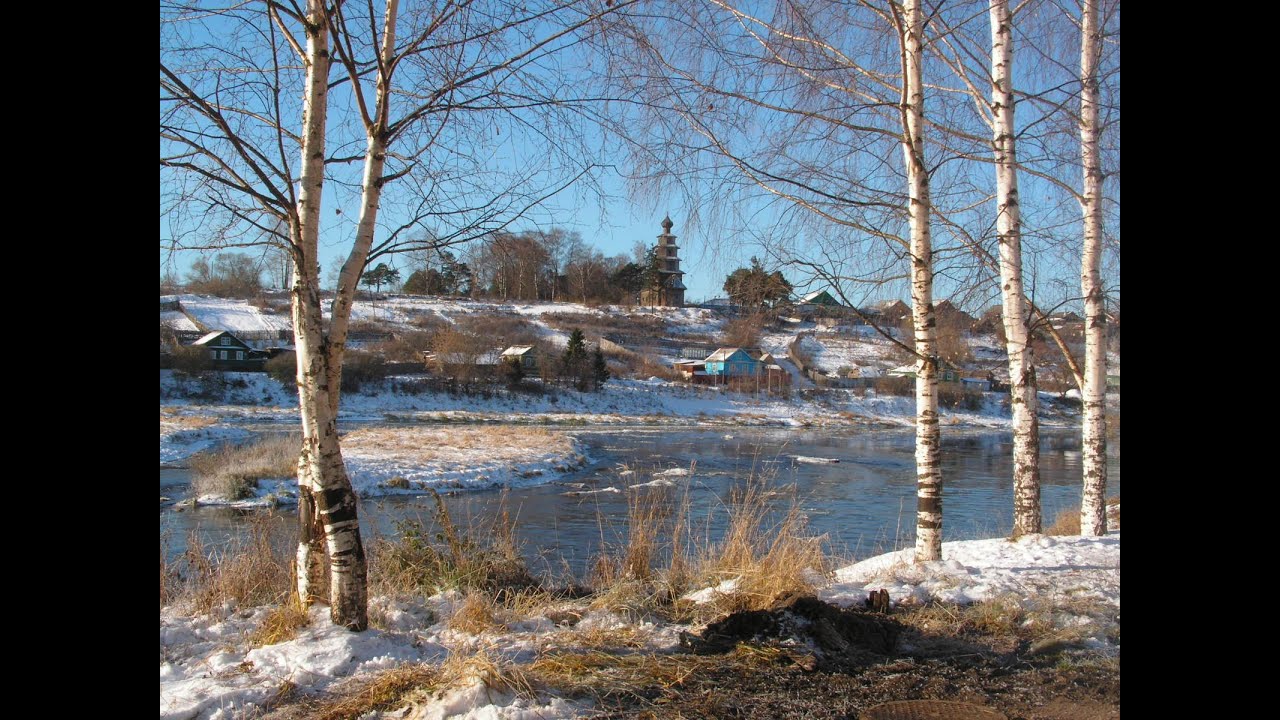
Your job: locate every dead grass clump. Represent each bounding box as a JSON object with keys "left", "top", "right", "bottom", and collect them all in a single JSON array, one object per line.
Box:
[
  {"left": 448, "top": 592, "right": 502, "bottom": 634},
  {"left": 190, "top": 433, "right": 300, "bottom": 500},
  {"left": 437, "top": 644, "right": 536, "bottom": 698},
  {"left": 588, "top": 473, "right": 828, "bottom": 621},
  {"left": 897, "top": 595, "right": 1049, "bottom": 645},
  {"left": 309, "top": 665, "right": 440, "bottom": 720},
  {"left": 699, "top": 482, "right": 830, "bottom": 616},
  {"left": 528, "top": 644, "right": 782, "bottom": 708},
  {"left": 249, "top": 593, "right": 311, "bottom": 647},
  {"left": 1045, "top": 509, "right": 1080, "bottom": 536},
  {"left": 369, "top": 490, "right": 536, "bottom": 599},
  {"left": 1047, "top": 496, "right": 1122, "bottom": 536},
  {"left": 173, "top": 513, "right": 294, "bottom": 615}
]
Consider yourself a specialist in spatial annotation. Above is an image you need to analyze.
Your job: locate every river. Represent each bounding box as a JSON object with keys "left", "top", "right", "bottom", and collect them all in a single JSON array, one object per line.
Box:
[{"left": 160, "top": 425, "right": 1120, "bottom": 577}]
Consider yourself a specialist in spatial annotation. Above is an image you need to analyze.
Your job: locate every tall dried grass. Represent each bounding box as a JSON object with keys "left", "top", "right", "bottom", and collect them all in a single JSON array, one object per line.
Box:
[
  {"left": 589, "top": 470, "right": 829, "bottom": 619},
  {"left": 167, "top": 513, "right": 294, "bottom": 616},
  {"left": 369, "top": 490, "right": 535, "bottom": 599},
  {"left": 189, "top": 433, "right": 300, "bottom": 500}
]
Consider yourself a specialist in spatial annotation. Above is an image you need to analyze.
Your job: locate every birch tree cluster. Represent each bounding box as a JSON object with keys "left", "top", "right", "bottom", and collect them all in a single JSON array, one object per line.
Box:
[{"left": 161, "top": 0, "right": 1117, "bottom": 630}]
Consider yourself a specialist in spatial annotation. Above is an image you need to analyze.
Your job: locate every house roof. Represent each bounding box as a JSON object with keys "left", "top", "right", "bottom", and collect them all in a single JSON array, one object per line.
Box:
[
  {"left": 192, "top": 330, "right": 244, "bottom": 347},
  {"left": 801, "top": 289, "right": 843, "bottom": 305},
  {"left": 501, "top": 345, "right": 535, "bottom": 357},
  {"left": 706, "top": 347, "right": 768, "bottom": 363}
]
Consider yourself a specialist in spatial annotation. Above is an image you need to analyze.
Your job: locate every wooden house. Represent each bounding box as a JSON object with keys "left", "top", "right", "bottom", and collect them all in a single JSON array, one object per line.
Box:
[
  {"left": 501, "top": 345, "right": 538, "bottom": 372},
  {"left": 887, "top": 360, "right": 962, "bottom": 383},
  {"left": 192, "top": 330, "right": 269, "bottom": 371},
  {"left": 704, "top": 347, "right": 765, "bottom": 377},
  {"left": 799, "top": 289, "right": 844, "bottom": 307}
]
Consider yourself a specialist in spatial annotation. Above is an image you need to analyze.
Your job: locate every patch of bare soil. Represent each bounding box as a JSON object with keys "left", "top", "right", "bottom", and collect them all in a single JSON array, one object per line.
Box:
[{"left": 590, "top": 596, "right": 1119, "bottom": 720}]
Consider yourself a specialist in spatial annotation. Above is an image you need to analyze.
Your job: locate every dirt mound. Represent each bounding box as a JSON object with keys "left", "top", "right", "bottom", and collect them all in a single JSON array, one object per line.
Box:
[{"left": 683, "top": 596, "right": 901, "bottom": 664}]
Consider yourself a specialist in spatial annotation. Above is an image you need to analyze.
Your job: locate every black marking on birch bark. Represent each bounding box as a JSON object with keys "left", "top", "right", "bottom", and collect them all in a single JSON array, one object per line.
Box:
[{"left": 917, "top": 495, "right": 941, "bottom": 514}]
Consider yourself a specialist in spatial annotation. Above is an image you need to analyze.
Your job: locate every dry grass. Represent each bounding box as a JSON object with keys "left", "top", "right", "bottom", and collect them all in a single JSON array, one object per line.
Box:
[
  {"left": 189, "top": 433, "right": 300, "bottom": 500},
  {"left": 249, "top": 594, "right": 311, "bottom": 647},
  {"left": 896, "top": 592, "right": 1114, "bottom": 657},
  {"left": 898, "top": 595, "right": 1050, "bottom": 641},
  {"left": 368, "top": 490, "right": 536, "bottom": 599},
  {"left": 527, "top": 644, "right": 783, "bottom": 708},
  {"left": 437, "top": 644, "right": 537, "bottom": 698},
  {"left": 159, "top": 409, "right": 218, "bottom": 432},
  {"left": 1047, "top": 496, "right": 1122, "bottom": 536},
  {"left": 448, "top": 592, "right": 503, "bottom": 634},
  {"left": 308, "top": 665, "right": 440, "bottom": 720},
  {"left": 169, "top": 513, "right": 294, "bottom": 615},
  {"left": 588, "top": 474, "right": 829, "bottom": 621},
  {"left": 689, "top": 479, "right": 830, "bottom": 617},
  {"left": 342, "top": 426, "right": 574, "bottom": 467}
]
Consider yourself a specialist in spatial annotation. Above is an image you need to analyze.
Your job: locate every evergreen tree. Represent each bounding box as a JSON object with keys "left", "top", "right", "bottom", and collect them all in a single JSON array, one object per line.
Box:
[
  {"left": 592, "top": 347, "right": 610, "bottom": 388},
  {"left": 360, "top": 262, "right": 401, "bottom": 293},
  {"left": 562, "top": 328, "right": 590, "bottom": 390}
]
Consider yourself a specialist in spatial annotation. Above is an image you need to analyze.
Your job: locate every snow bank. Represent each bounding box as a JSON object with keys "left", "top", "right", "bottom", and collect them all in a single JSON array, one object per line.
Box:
[{"left": 822, "top": 534, "right": 1121, "bottom": 608}]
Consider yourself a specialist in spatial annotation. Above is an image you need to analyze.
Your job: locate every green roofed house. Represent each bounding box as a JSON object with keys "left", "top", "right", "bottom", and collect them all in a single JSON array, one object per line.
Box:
[
  {"left": 192, "top": 330, "right": 270, "bottom": 371},
  {"left": 799, "top": 289, "right": 844, "bottom": 307}
]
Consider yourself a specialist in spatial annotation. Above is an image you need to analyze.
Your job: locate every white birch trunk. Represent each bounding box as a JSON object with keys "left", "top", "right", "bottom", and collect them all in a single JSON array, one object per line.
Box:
[
  {"left": 326, "top": 0, "right": 400, "bottom": 420},
  {"left": 290, "top": 0, "right": 368, "bottom": 630},
  {"left": 1078, "top": 0, "right": 1107, "bottom": 536},
  {"left": 904, "top": 0, "right": 942, "bottom": 562},
  {"left": 990, "top": 0, "right": 1040, "bottom": 537}
]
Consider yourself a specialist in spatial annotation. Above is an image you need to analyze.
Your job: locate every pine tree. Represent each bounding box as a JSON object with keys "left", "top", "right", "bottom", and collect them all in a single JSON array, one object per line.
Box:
[
  {"left": 592, "top": 347, "right": 610, "bottom": 388},
  {"left": 562, "top": 329, "right": 589, "bottom": 390}
]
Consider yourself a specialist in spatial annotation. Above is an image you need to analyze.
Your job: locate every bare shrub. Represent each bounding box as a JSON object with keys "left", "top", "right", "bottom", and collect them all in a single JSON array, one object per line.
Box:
[
  {"left": 455, "top": 314, "right": 541, "bottom": 347},
  {"left": 720, "top": 314, "right": 765, "bottom": 348},
  {"left": 937, "top": 383, "right": 985, "bottom": 411},
  {"left": 372, "top": 330, "right": 438, "bottom": 362},
  {"left": 874, "top": 375, "right": 914, "bottom": 397},
  {"left": 543, "top": 311, "right": 666, "bottom": 338},
  {"left": 171, "top": 344, "right": 215, "bottom": 375},
  {"left": 265, "top": 351, "right": 297, "bottom": 385},
  {"left": 343, "top": 350, "right": 389, "bottom": 392}
]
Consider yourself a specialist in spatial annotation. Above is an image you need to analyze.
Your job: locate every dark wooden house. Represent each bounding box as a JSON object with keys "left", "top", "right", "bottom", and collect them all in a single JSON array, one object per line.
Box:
[{"left": 192, "top": 331, "right": 270, "bottom": 371}]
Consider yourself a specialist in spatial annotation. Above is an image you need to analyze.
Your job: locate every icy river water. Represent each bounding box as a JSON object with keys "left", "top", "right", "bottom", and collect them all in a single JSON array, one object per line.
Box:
[{"left": 160, "top": 425, "right": 1119, "bottom": 577}]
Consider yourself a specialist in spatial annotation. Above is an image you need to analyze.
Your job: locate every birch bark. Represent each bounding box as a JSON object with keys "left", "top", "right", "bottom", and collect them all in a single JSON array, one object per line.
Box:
[
  {"left": 1078, "top": 0, "right": 1107, "bottom": 537},
  {"left": 903, "top": 0, "right": 943, "bottom": 562},
  {"left": 989, "top": 0, "right": 1041, "bottom": 536}
]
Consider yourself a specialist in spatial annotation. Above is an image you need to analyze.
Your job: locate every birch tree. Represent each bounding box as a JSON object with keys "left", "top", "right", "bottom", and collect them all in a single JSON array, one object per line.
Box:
[
  {"left": 986, "top": 0, "right": 1040, "bottom": 535},
  {"left": 1008, "top": 0, "right": 1118, "bottom": 535},
  {"left": 163, "top": 0, "right": 633, "bottom": 628},
  {"left": 1077, "top": 0, "right": 1108, "bottom": 536},
  {"left": 603, "top": 0, "right": 951, "bottom": 560}
]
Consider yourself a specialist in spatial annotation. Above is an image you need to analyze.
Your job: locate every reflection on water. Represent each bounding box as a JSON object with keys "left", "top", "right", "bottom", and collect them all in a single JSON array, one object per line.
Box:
[{"left": 161, "top": 426, "right": 1120, "bottom": 577}]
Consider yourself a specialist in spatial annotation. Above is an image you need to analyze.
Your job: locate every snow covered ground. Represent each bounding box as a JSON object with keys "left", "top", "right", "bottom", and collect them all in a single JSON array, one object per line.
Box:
[
  {"left": 160, "top": 533, "right": 1120, "bottom": 719},
  {"left": 185, "top": 425, "right": 590, "bottom": 507},
  {"left": 173, "top": 295, "right": 294, "bottom": 334},
  {"left": 160, "top": 366, "right": 1068, "bottom": 438}
]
